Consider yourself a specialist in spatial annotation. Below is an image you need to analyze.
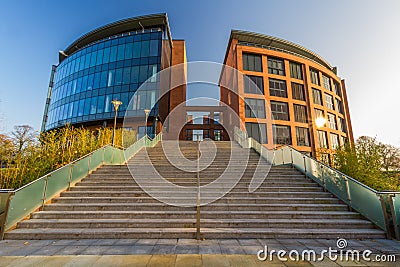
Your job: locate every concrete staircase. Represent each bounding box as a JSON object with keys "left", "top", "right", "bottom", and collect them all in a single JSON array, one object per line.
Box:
[{"left": 5, "top": 141, "right": 385, "bottom": 239}]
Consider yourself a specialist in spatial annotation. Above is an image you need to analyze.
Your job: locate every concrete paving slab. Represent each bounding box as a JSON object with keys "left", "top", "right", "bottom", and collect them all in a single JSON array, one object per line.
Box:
[
  {"left": 175, "top": 254, "right": 202, "bottom": 267},
  {"left": 150, "top": 244, "right": 176, "bottom": 254},
  {"left": 52, "top": 245, "right": 89, "bottom": 255},
  {"left": 199, "top": 245, "right": 221, "bottom": 254},
  {"left": 62, "top": 255, "right": 100, "bottom": 267},
  {"left": 202, "top": 254, "right": 230, "bottom": 267},
  {"left": 175, "top": 245, "right": 199, "bottom": 254},
  {"left": 147, "top": 255, "right": 176, "bottom": 267}
]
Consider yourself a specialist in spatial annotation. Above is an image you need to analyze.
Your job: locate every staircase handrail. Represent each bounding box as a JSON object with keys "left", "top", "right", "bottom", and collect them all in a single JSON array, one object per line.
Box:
[
  {"left": 0, "top": 132, "right": 162, "bottom": 239},
  {"left": 233, "top": 126, "right": 400, "bottom": 239}
]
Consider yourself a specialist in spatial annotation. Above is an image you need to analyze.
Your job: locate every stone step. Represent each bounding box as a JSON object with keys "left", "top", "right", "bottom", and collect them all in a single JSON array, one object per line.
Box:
[
  {"left": 70, "top": 186, "right": 322, "bottom": 192},
  {"left": 60, "top": 191, "right": 332, "bottom": 198},
  {"left": 53, "top": 197, "right": 342, "bottom": 204},
  {"left": 16, "top": 218, "right": 373, "bottom": 229},
  {"left": 76, "top": 181, "right": 318, "bottom": 187},
  {"left": 31, "top": 210, "right": 360, "bottom": 220},
  {"left": 4, "top": 227, "right": 385, "bottom": 240},
  {"left": 43, "top": 203, "right": 347, "bottom": 212}
]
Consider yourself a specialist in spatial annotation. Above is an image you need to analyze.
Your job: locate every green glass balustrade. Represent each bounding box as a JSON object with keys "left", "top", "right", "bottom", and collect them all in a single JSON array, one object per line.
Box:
[
  {"left": 5, "top": 178, "right": 46, "bottom": 230},
  {"left": 348, "top": 180, "right": 386, "bottom": 230},
  {"left": 2, "top": 134, "right": 162, "bottom": 235}
]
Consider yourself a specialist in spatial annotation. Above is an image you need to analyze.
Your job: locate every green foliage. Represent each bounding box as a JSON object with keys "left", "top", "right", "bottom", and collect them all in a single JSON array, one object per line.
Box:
[
  {"left": 335, "top": 136, "right": 400, "bottom": 191},
  {"left": 0, "top": 125, "right": 136, "bottom": 189}
]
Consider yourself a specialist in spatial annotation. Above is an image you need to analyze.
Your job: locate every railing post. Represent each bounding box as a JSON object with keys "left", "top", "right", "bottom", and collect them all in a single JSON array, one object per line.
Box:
[
  {"left": 321, "top": 165, "right": 326, "bottom": 192},
  {"left": 303, "top": 155, "right": 307, "bottom": 173},
  {"left": 290, "top": 148, "right": 293, "bottom": 165},
  {"left": 68, "top": 164, "right": 74, "bottom": 190},
  {"left": 0, "top": 192, "right": 13, "bottom": 240},
  {"left": 282, "top": 149, "right": 285, "bottom": 164},
  {"left": 42, "top": 175, "right": 49, "bottom": 210},
  {"left": 196, "top": 137, "right": 201, "bottom": 240},
  {"left": 88, "top": 154, "right": 92, "bottom": 175},
  {"left": 344, "top": 176, "right": 352, "bottom": 209},
  {"left": 379, "top": 194, "right": 397, "bottom": 239}
]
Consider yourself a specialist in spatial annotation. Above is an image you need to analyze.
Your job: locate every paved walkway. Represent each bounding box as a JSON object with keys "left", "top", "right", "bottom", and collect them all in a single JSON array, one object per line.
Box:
[{"left": 0, "top": 238, "right": 399, "bottom": 266}]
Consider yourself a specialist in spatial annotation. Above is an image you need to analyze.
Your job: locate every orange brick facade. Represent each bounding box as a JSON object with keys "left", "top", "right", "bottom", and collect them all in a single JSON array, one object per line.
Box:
[{"left": 221, "top": 31, "right": 354, "bottom": 161}]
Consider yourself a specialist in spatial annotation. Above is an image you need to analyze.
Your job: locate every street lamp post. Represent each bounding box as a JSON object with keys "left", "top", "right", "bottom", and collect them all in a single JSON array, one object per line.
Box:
[{"left": 111, "top": 99, "right": 122, "bottom": 146}]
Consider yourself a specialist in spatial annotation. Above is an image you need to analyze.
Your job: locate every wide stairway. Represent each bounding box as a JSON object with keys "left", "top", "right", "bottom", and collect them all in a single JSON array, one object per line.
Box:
[{"left": 5, "top": 141, "right": 385, "bottom": 239}]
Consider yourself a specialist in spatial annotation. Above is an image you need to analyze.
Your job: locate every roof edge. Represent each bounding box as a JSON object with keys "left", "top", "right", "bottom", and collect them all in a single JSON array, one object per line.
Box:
[{"left": 230, "top": 30, "right": 333, "bottom": 71}]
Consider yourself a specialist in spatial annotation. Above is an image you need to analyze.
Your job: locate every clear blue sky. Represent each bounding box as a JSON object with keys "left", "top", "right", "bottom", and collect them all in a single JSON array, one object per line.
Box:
[{"left": 0, "top": 0, "right": 399, "bottom": 146}]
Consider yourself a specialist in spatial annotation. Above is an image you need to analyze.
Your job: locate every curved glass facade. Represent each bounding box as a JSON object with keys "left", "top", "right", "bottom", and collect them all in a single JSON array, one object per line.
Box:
[{"left": 45, "top": 28, "right": 164, "bottom": 131}]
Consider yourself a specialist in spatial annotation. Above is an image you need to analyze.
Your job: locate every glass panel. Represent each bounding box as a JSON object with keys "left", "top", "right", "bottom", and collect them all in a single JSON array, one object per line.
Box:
[
  {"left": 292, "top": 150, "right": 306, "bottom": 172},
  {"left": 45, "top": 165, "right": 71, "bottom": 201},
  {"left": 304, "top": 158, "right": 323, "bottom": 186},
  {"left": 90, "top": 149, "right": 104, "bottom": 170},
  {"left": 348, "top": 180, "right": 386, "bottom": 230},
  {"left": 282, "top": 147, "right": 292, "bottom": 164},
  {"left": 273, "top": 148, "right": 284, "bottom": 165},
  {"left": 71, "top": 156, "right": 90, "bottom": 183},
  {"left": 5, "top": 178, "right": 46, "bottom": 230},
  {"left": 392, "top": 195, "right": 400, "bottom": 235},
  {"left": 323, "top": 167, "right": 348, "bottom": 203}
]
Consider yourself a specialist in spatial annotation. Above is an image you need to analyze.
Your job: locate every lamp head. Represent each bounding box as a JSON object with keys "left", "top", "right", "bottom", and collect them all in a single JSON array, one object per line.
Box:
[{"left": 111, "top": 100, "right": 122, "bottom": 111}]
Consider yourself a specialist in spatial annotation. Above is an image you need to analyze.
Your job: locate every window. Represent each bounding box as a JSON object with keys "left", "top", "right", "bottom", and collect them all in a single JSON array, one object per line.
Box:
[
  {"left": 338, "top": 117, "right": 347, "bottom": 133},
  {"left": 294, "top": 104, "right": 308, "bottom": 123},
  {"left": 340, "top": 136, "right": 348, "bottom": 145},
  {"left": 244, "top": 98, "right": 266, "bottom": 118},
  {"left": 269, "top": 79, "right": 287, "bottom": 98},
  {"left": 327, "top": 113, "right": 337, "bottom": 130},
  {"left": 322, "top": 74, "right": 331, "bottom": 90},
  {"left": 296, "top": 127, "right": 310, "bottom": 146},
  {"left": 268, "top": 57, "right": 285, "bottom": 75},
  {"left": 290, "top": 62, "right": 303, "bottom": 80},
  {"left": 317, "top": 130, "right": 328, "bottom": 148},
  {"left": 273, "top": 125, "right": 292, "bottom": 145},
  {"left": 334, "top": 81, "right": 341, "bottom": 96},
  {"left": 330, "top": 133, "right": 340, "bottom": 149},
  {"left": 312, "top": 88, "right": 322, "bottom": 105},
  {"left": 325, "top": 94, "right": 334, "bottom": 110},
  {"left": 336, "top": 99, "right": 344, "bottom": 114},
  {"left": 271, "top": 101, "right": 289, "bottom": 121},
  {"left": 310, "top": 68, "right": 320, "bottom": 85},
  {"left": 314, "top": 108, "right": 324, "bottom": 119},
  {"left": 245, "top": 122, "right": 267, "bottom": 143},
  {"left": 291, "top": 83, "right": 305, "bottom": 101},
  {"left": 244, "top": 75, "right": 264, "bottom": 94},
  {"left": 242, "top": 53, "right": 262, "bottom": 72}
]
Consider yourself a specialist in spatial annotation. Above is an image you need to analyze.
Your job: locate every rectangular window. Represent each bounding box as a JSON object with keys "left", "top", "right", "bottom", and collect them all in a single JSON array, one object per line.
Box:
[
  {"left": 267, "top": 57, "right": 285, "bottom": 75},
  {"left": 244, "top": 75, "right": 264, "bottom": 94},
  {"left": 325, "top": 93, "right": 334, "bottom": 110},
  {"left": 322, "top": 74, "right": 331, "bottom": 90},
  {"left": 317, "top": 130, "right": 328, "bottom": 148},
  {"left": 340, "top": 136, "right": 348, "bottom": 146},
  {"left": 327, "top": 113, "right": 337, "bottom": 130},
  {"left": 291, "top": 83, "right": 305, "bottom": 101},
  {"left": 310, "top": 68, "right": 320, "bottom": 85},
  {"left": 312, "top": 88, "right": 322, "bottom": 105},
  {"left": 290, "top": 62, "right": 303, "bottom": 80},
  {"left": 314, "top": 108, "right": 324, "bottom": 119},
  {"left": 245, "top": 122, "right": 267, "bottom": 144},
  {"left": 244, "top": 98, "right": 266, "bottom": 118},
  {"left": 271, "top": 101, "right": 289, "bottom": 121},
  {"left": 269, "top": 79, "right": 287, "bottom": 98},
  {"left": 242, "top": 53, "right": 262, "bottom": 72},
  {"left": 330, "top": 133, "right": 340, "bottom": 149},
  {"left": 296, "top": 127, "right": 310, "bottom": 146},
  {"left": 334, "top": 81, "right": 341, "bottom": 96},
  {"left": 273, "top": 125, "right": 292, "bottom": 145},
  {"left": 294, "top": 104, "right": 308, "bottom": 123},
  {"left": 336, "top": 99, "right": 344, "bottom": 114},
  {"left": 338, "top": 117, "right": 347, "bottom": 133}
]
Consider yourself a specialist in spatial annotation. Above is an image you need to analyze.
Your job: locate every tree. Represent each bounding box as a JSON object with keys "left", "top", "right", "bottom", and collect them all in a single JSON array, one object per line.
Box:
[
  {"left": 11, "top": 125, "right": 37, "bottom": 153},
  {"left": 0, "top": 133, "right": 14, "bottom": 167},
  {"left": 334, "top": 136, "right": 400, "bottom": 191},
  {"left": 380, "top": 143, "right": 400, "bottom": 172}
]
